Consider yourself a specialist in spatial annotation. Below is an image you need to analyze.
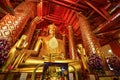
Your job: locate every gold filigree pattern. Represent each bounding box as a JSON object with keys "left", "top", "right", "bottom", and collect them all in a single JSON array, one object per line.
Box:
[{"left": 0, "top": 2, "right": 36, "bottom": 46}]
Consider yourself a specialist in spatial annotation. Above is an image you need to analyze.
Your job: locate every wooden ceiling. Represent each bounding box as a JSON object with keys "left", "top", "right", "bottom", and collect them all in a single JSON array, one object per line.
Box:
[{"left": 0, "top": 0, "right": 120, "bottom": 46}]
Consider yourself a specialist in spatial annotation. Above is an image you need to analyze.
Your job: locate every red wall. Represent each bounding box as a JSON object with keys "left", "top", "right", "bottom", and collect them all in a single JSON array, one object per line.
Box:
[{"left": 109, "top": 40, "right": 120, "bottom": 58}]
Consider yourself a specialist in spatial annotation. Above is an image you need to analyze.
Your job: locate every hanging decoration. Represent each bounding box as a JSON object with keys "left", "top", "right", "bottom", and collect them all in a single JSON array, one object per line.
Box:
[
  {"left": 0, "top": 39, "right": 10, "bottom": 67},
  {"left": 88, "top": 54, "right": 104, "bottom": 74}
]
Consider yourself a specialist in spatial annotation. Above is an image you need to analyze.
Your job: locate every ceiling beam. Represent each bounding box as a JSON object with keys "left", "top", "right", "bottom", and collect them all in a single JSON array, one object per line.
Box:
[
  {"left": 43, "top": 16, "right": 65, "bottom": 23},
  {"left": 96, "top": 29, "right": 120, "bottom": 37},
  {"left": 57, "top": 0, "right": 88, "bottom": 9},
  {"left": 48, "top": 0, "right": 81, "bottom": 11},
  {"left": 94, "top": 10, "right": 120, "bottom": 33},
  {"left": 84, "top": 1, "right": 108, "bottom": 20}
]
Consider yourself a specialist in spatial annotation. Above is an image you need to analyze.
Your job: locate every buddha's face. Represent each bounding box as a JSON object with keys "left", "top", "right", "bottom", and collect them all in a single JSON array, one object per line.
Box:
[{"left": 48, "top": 24, "right": 56, "bottom": 35}]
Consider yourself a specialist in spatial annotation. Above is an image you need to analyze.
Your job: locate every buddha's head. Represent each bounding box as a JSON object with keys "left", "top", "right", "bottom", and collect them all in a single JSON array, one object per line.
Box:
[{"left": 47, "top": 24, "right": 57, "bottom": 36}]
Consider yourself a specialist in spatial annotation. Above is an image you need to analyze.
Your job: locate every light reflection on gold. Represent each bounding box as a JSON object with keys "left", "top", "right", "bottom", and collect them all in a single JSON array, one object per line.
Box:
[
  {"left": 24, "top": 57, "right": 80, "bottom": 65},
  {"left": 13, "top": 59, "right": 81, "bottom": 73}
]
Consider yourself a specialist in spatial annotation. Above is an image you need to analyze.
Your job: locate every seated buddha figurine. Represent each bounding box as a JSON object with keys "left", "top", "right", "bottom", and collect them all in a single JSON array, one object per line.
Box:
[{"left": 34, "top": 24, "right": 65, "bottom": 60}]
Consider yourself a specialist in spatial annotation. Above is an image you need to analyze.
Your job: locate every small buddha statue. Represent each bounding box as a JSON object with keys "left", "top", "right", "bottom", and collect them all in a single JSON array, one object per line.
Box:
[
  {"left": 34, "top": 24, "right": 65, "bottom": 60},
  {"left": 46, "top": 66, "right": 59, "bottom": 80}
]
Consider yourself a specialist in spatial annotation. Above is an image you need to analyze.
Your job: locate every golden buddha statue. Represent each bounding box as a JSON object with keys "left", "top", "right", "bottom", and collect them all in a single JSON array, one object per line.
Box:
[
  {"left": 13, "top": 25, "right": 81, "bottom": 77},
  {"left": 34, "top": 24, "right": 65, "bottom": 60}
]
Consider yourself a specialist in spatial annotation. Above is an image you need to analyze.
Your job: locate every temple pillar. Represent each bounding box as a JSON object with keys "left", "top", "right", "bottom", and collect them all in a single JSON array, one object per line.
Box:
[
  {"left": 62, "top": 34, "right": 66, "bottom": 58},
  {"left": 68, "top": 25, "right": 77, "bottom": 60},
  {"left": 0, "top": 1, "right": 36, "bottom": 46},
  {"left": 77, "top": 13, "right": 101, "bottom": 57},
  {"left": 37, "top": 0, "right": 43, "bottom": 18},
  {"left": 77, "top": 13, "right": 107, "bottom": 75}
]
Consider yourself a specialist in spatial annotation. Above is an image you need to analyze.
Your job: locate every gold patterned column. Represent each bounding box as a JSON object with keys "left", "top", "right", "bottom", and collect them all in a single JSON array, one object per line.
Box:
[
  {"left": 77, "top": 13, "right": 101, "bottom": 57},
  {"left": 68, "top": 25, "right": 77, "bottom": 60},
  {"left": 0, "top": 1, "right": 36, "bottom": 46}
]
